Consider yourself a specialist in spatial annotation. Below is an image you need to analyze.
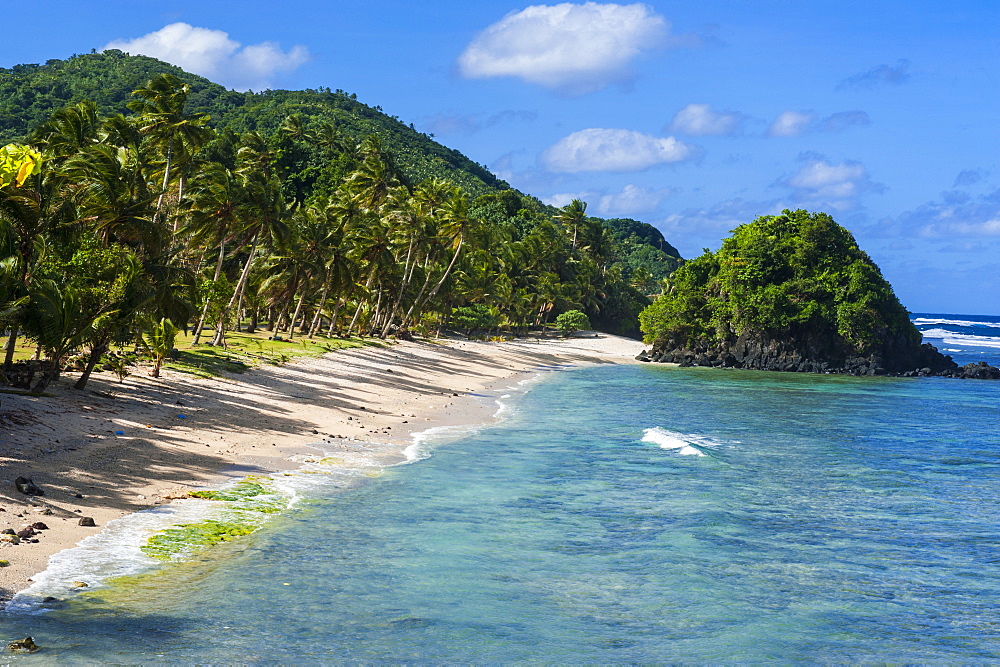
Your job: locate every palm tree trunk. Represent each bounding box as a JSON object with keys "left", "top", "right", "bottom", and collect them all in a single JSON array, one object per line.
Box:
[
  {"left": 287, "top": 290, "right": 308, "bottom": 340},
  {"left": 347, "top": 268, "right": 377, "bottom": 335},
  {"left": 74, "top": 341, "right": 109, "bottom": 390},
  {"left": 211, "top": 237, "right": 258, "bottom": 347},
  {"left": 2, "top": 325, "right": 18, "bottom": 370},
  {"left": 309, "top": 278, "right": 332, "bottom": 337},
  {"left": 327, "top": 300, "right": 342, "bottom": 336},
  {"left": 155, "top": 142, "right": 173, "bottom": 225},
  {"left": 412, "top": 235, "right": 464, "bottom": 323},
  {"left": 193, "top": 237, "right": 225, "bottom": 345}
]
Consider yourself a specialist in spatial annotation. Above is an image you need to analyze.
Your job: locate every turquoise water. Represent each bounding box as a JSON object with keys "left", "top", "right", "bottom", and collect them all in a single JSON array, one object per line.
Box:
[{"left": 5, "top": 362, "right": 1000, "bottom": 662}]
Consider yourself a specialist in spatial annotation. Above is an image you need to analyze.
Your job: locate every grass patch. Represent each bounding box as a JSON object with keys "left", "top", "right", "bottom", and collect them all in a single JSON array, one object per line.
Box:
[
  {"left": 163, "top": 329, "right": 390, "bottom": 378},
  {"left": 2, "top": 325, "right": 395, "bottom": 383}
]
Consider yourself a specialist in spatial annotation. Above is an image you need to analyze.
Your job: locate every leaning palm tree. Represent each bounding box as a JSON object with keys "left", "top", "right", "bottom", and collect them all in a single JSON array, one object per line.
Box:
[{"left": 23, "top": 279, "right": 114, "bottom": 394}]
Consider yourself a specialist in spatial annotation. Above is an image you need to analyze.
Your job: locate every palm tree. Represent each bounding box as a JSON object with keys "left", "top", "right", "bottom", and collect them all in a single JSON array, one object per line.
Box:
[
  {"left": 143, "top": 317, "right": 179, "bottom": 378},
  {"left": 555, "top": 198, "right": 588, "bottom": 250},
  {"left": 182, "top": 163, "right": 251, "bottom": 344},
  {"left": 23, "top": 279, "right": 115, "bottom": 394},
  {"left": 127, "top": 74, "right": 212, "bottom": 227}
]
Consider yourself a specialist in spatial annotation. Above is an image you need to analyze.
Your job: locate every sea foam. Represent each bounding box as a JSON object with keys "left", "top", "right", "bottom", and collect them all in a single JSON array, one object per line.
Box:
[
  {"left": 641, "top": 427, "right": 717, "bottom": 456},
  {"left": 919, "top": 328, "right": 1000, "bottom": 349},
  {"left": 914, "top": 317, "right": 1000, "bottom": 329}
]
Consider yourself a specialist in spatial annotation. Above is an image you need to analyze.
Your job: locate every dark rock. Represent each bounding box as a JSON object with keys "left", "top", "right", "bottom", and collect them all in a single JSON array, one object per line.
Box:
[
  {"left": 31, "top": 522, "right": 47, "bottom": 530},
  {"left": 1, "top": 528, "right": 14, "bottom": 535},
  {"left": 14, "top": 477, "right": 44, "bottom": 496},
  {"left": 78, "top": 517, "right": 96, "bottom": 527},
  {"left": 955, "top": 362, "right": 1000, "bottom": 380},
  {"left": 646, "top": 328, "right": 968, "bottom": 379},
  {"left": 6, "top": 637, "right": 39, "bottom": 652},
  {"left": 16, "top": 527, "right": 34, "bottom": 539}
]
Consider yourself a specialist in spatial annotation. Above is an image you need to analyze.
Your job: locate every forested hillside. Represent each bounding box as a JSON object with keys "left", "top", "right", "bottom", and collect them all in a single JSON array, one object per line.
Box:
[{"left": 0, "top": 50, "right": 504, "bottom": 197}]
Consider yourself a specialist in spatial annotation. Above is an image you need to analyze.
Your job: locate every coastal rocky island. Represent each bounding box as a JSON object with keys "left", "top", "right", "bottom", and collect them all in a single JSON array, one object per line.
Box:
[{"left": 637, "top": 209, "right": 999, "bottom": 378}]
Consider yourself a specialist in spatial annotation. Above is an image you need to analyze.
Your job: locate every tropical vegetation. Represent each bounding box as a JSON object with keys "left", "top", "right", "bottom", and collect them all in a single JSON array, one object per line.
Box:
[
  {"left": 0, "top": 61, "right": 682, "bottom": 393},
  {"left": 639, "top": 209, "right": 919, "bottom": 356}
]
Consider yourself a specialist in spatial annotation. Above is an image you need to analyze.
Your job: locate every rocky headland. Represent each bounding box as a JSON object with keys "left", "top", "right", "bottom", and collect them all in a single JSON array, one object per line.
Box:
[{"left": 637, "top": 209, "right": 999, "bottom": 379}]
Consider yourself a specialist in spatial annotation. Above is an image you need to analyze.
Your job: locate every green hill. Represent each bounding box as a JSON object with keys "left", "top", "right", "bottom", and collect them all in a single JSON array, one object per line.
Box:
[{"left": 0, "top": 50, "right": 505, "bottom": 197}]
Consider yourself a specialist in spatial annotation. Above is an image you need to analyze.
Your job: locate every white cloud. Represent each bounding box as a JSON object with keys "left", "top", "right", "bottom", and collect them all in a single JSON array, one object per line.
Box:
[
  {"left": 889, "top": 191, "right": 1000, "bottom": 239},
  {"left": 669, "top": 103, "right": 744, "bottom": 137},
  {"left": 457, "top": 2, "right": 671, "bottom": 95},
  {"left": 541, "top": 128, "right": 698, "bottom": 173},
  {"left": 781, "top": 158, "right": 883, "bottom": 210},
  {"left": 543, "top": 192, "right": 597, "bottom": 208},
  {"left": 103, "top": 23, "right": 309, "bottom": 91},
  {"left": 767, "top": 109, "right": 871, "bottom": 137},
  {"left": 767, "top": 110, "right": 816, "bottom": 137},
  {"left": 597, "top": 184, "right": 673, "bottom": 216}
]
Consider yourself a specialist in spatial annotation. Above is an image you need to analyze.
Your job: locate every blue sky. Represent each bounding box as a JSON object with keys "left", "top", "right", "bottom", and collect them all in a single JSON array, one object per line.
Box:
[{"left": 4, "top": 1, "right": 999, "bottom": 314}]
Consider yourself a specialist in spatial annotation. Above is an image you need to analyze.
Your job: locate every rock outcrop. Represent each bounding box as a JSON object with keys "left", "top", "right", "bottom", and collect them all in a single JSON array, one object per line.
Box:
[{"left": 637, "top": 333, "right": 1000, "bottom": 378}]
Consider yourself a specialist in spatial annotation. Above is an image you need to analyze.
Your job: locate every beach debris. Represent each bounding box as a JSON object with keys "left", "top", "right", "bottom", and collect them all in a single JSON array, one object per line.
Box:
[
  {"left": 71, "top": 581, "right": 88, "bottom": 588},
  {"left": 177, "top": 414, "right": 187, "bottom": 419},
  {"left": 115, "top": 431, "right": 125, "bottom": 435},
  {"left": 6, "top": 637, "right": 39, "bottom": 653},
  {"left": 14, "top": 476, "right": 44, "bottom": 496},
  {"left": 0, "top": 534, "right": 19, "bottom": 544},
  {"left": 31, "top": 522, "right": 47, "bottom": 530},
  {"left": 78, "top": 517, "right": 96, "bottom": 527},
  {"left": 0, "top": 560, "right": 9, "bottom": 567}
]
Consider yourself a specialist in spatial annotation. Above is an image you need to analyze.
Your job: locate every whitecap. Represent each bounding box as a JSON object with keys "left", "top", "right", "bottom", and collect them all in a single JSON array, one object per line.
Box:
[
  {"left": 914, "top": 317, "right": 1000, "bottom": 329},
  {"left": 640, "top": 427, "right": 714, "bottom": 457},
  {"left": 920, "top": 328, "right": 1000, "bottom": 349}
]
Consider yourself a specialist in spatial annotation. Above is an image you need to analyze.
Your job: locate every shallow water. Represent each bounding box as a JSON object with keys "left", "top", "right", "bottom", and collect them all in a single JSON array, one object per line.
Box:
[{"left": 4, "top": 360, "right": 1000, "bottom": 662}]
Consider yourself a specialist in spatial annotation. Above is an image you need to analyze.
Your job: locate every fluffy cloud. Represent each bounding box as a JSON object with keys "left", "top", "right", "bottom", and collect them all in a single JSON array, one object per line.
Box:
[
  {"left": 669, "top": 104, "right": 745, "bottom": 137},
  {"left": 892, "top": 190, "right": 1000, "bottom": 238},
  {"left": 837, "top": 59, "right": 911, "bottom": 92},
  {"left": 457, "top": 2, "right": 671, "bottom": 95},
  {"left": 104, "top": 23, "right": 309, "bottom": 91},
  {"left": 767, "top": 111, "right": 816, "bottom": 137},
  {"left": 597, "top": 184, "right": 673, "bottom": 216},
  {"left": 781, "top": 158, "right": 883, "bottom": 209},
  {"left": 768, "top": 110, "right": 870, "bottom": 137},
  {"left": 657, "top": 198, "right": 788, "bottom": 255},
  {"left": 541, "top": 128, "right": 698, "bottom": 173}
]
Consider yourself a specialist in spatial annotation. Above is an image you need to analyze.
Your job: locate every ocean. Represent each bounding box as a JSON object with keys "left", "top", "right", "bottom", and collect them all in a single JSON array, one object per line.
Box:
[{"left": 3, "top": 313, "right": 1000, "bottom": 662}]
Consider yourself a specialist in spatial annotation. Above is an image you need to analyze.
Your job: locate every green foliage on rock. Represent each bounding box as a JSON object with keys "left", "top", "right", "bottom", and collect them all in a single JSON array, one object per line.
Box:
[{"left": 639, "top": 209, "right": 918, "bottom": 356}]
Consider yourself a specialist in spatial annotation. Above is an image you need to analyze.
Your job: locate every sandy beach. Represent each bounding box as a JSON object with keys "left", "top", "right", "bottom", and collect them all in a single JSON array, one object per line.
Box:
[{"left": 0, "top": 333, "right": 644, "bottom": 604}]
